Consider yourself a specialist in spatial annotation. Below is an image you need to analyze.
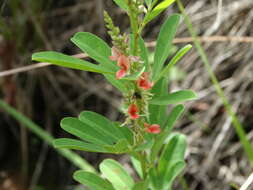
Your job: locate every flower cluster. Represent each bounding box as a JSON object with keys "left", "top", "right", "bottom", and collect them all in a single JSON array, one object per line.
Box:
[
  {"left": 110, "top": 47, "right": 160, "bottom": 134},
  {"left": 109, "top": 47, "right": 130, "bottom": 79}
]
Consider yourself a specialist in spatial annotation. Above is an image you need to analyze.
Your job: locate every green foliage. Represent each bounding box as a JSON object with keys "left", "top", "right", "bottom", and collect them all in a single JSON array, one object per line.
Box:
[
  {"left": 145, "top": 0, "right": 153, "bottom": 7},
  {"left": 71, "top": 32, "right": 117, "bottom": 71},
  {"left": 158, "top": 133, "right": 186, "bottom": 189},
  {"left": 156, "top": 44, "right": 192, "bottom": 82},
  {"left": 150, "top": 104, "right": 185, "bottom": 162},
  {"left": 122, "top": 66, "right": 146, "bottom": 80},
  {"left": 32, "top": 51, "right": 113, "bottom": 74},
  {"left": 99, "top": 159, "right": 135, "bottom": 190},
  {"left": 138, "top": 37, "right": 149, "bottom": 70},
  {"left": 149, "top": 77, "right": 169, "bottom": 126},
  {"left": 150, "top": 90, "right": 197, "bottom": 105},
  {"left": 74, "top": 171, "right": 116, "bottom": 190},
  {"left": 152, "top": 14, "right": 181, "bottom": 81},
  {"left": 71, "top": 32, "right": 128, "bottom": 93},
  {"left": 150, "top": 133, "right": 186, "bottom": 190},
  {"left": 144, "top": 0, "right": 176, "bottom": 25},
  {"left": 53, "top": 111, "right": 133, "bottom": 154},
  {"left": 31, "top": 0, "right": 197, "bottom": 189},
  {"left": 112, "top": 0, "right": 128, "bottom": 11}
]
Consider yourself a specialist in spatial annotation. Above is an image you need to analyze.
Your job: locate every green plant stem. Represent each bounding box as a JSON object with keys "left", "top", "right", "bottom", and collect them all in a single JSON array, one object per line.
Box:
[
  {"left": 127, "top": 1, "right": 150, "bottom": 181},
  {"left": 127, "top": 0, "right": 140, "bottom": 56},
  {"left": 176, "top": 0, "right": 253, "bottom": 166},
  {"left": 0, "top": 99, "right": 97, "bottom": 173}
]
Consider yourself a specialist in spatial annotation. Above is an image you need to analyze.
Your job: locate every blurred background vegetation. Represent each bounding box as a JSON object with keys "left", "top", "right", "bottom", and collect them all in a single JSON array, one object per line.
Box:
[{"left": 0, "top": 0, "right": 253, "bottom": 189}]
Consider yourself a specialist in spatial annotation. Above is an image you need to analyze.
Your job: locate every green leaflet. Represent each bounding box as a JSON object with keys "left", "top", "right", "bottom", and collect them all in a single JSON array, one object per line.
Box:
[
  {"left": 104, "top": 139, "right": 131, "bottom": 154},
  {"left": 122, "top": 67, "right": 146, "bottom": 81},
  {"left": 115, "top": 123, "right": 134, "bottom": 145},
  {"left": 60, "top": 117, "right": 115, "bottom": 146},
  {"left": 71, "top": 32, "right": 128, "bottom": 93},
  {"left": 150, "top": 90, "right": 197, "bottom": 105},
  {"left": 53, "top": 138, "right": 108, "bottom": 153},
  {"left": 149, "top": 77, "right": 168, "bottom": 126},
  {"left": 55, "top": 112, "right": 134, "bottom": 154},
  {"left": 32, "top": 51, "right": 113, "bottom": 74},
  {"left": 71, "top": 32, "right": 117, "bottom": 71},
  {"left": 163, "top": 104, "right": 185, "bottom": 130},
  {"left": 113, "top": 0, "right": 128, "bottom": 11},
  {"left": 104, "top": 74, "right": 128, "bottom": 93},
  {"left": 150, "top": 105, "right": 185, "bottom": 162},
  {"left": 152, "top": 14, "right": 181, "bottom": 81},
  {"left": 130, "top": 156, "right": 143, "bottom": 179},
  {"left": 144, "top": 0, "right": 176, "bottom": 25},
  {"left": 156, "top": 44, "right": 192, "bottom": 82},
  {"left": 100, "top": 159, "right": 135, "bottom": 190},
  {"left": 79, "top": 111, "right": 125, "bottom": 142},
  {"left": 132, "top": 180, "right": 149, "bottom": 190},
  {"left": 134, "top": 140, "right": 154, "bottom": 152},
  {"left": 158, "top": 133, "right": 187, "bottom": 189},
  {"left": 145, "top": 0, "right": 153, "bottom": 7},
  {"left": 73, "top": 170, "right": 116, "bottom": 190},
  {"left": 163, "top": 161, "right": 185, "bottom": 190}
]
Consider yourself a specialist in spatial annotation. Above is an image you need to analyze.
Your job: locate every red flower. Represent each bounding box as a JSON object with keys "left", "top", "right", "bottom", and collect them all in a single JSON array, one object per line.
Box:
[
  {"left": 116, "top": 55, "right": 130, "bottom": 79},
  {"left": 144, "top": 123, "right": 160, "bottom": 134},
  {"left": 109, "top": 47, "right": 130, "bottom": 79},
  {"left": 128, "top": 104, "right": 139, "bottom": 120},
  {"left": 109, "top": 47, "right": 121, "bottom": 61},
  {"left": 137, "top": 72, "right": 153, "bottom": 90}
]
